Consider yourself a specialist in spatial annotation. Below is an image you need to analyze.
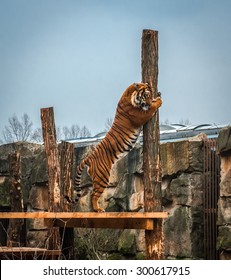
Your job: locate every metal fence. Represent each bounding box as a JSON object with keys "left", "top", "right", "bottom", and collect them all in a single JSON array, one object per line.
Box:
[{"left": 203, "top": 138, "right": 220, "bottom": 259}]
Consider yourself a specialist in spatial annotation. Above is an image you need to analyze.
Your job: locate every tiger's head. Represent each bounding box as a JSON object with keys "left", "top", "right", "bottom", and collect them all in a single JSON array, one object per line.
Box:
[{"left": 131, "top": 83, "right": 158, "bottom": 111}]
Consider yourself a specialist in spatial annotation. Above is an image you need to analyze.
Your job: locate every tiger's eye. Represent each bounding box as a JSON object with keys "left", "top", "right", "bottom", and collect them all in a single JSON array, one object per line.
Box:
[{"left": 144, "top": 91, "right": 150, "bottom": 98}]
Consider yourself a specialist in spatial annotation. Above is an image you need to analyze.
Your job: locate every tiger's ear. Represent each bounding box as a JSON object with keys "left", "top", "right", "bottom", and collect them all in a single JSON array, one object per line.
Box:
[{"left": 133, "top": 83, "right": 139, "bottom": 91}]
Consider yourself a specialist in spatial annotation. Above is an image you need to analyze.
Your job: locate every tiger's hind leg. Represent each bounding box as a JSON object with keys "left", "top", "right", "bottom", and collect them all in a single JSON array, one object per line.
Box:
[{"left": 91, "top": 184, "right": 106, "bottom": 212}]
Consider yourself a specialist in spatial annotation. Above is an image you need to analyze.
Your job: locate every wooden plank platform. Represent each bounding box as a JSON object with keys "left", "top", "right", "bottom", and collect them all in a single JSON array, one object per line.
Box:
[
  {"left": 0, "top": 212, "right": 168, "bottom": 230},
  {"left": 0, "top": 246, "right": 61, "bottom": 260}
]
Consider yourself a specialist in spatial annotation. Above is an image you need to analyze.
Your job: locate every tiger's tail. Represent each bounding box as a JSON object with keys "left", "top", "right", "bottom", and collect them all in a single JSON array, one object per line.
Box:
[{"left": 65, "top": 158, "right": 87, "bottom": 204}]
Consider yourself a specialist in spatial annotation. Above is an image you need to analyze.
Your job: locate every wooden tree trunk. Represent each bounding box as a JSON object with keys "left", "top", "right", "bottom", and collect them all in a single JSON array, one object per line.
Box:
[
  {"left": 59, "top": 141, "right": 75, "bottom": 259},
  {"left": 41, "top": 107, "right": 61, "bottom": 251},
  {"left": 41, "top": 107, "right": 61, "bottom": 212},
  {"left": 142, "top": 29, "right": 164, "bottom": 259},
  {"left": 7, "top": 152, "right": 24, "bottom": 247},
  {"left": 60, "top": 141, "right": 74, "bottom": 212}
]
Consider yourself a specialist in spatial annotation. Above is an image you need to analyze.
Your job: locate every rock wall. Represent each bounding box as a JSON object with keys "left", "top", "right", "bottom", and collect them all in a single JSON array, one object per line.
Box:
[
  {"left": 74, "top": 138, "right": 205, "bottom": 259},
  {"left": 0, "top": 131, "right": 228, "bottom": 259},
  {"left": 0, "top": 142, "right": 48, "bottom": 248},
  {"left": 217, "top": 126, "right": 231, "bottom": 259}
]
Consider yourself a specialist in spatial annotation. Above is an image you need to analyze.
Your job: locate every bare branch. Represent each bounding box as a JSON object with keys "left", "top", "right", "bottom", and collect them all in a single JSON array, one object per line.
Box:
[
  {"left": 31, "top": 128, "right": 43, "bottom": 143},
  {"left": 2, "top": 113, "right": 33, "bottom": 143},
  {"left": 80, "top": 126, "right": 91, "bottom": 138}
]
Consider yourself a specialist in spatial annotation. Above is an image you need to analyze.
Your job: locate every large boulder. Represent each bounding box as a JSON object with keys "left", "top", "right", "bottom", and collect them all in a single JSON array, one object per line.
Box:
[
  {"left": 217, "top": 198, "right": 231, "bottom": 225},
  {"left": 220, "top": 157, "right": 231, "bottom": 197},
  {"left": 168, "top": 172, "right": 203, "bottom": 207},
  {"left": 217, "top": 226, "right": 231, "bottom": 251},
  {"left": 164, "top": 206, "right": 204, "bottom": 259},
  {"left": 160, "top": 140, "right": 204, "bottom": 177},
  {"left": 30, "top": 147, "right": 48, "bottom": 184},
  {"left": 217, "top": 126, "right": 231, "bottom": 154}
]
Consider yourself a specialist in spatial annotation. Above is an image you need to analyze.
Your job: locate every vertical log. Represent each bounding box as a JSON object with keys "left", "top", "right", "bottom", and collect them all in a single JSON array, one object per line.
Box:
[
  {"left": 7, "top": 151, "right": 24, "bottom": 247},
  {"left": 59, "top": 141, "right": 74, "bottom": 212},
  {"left": 142, "top": 29, "right": 164, "bottom": 259},
  {"left": 41, "top": 107, "right": 61, "bottom": 251},
  {"left": 41, "top": 107, "right": 61, "bottom": 212},
  {"left": 59, "top": 141, "right": 74, "bottom": 259}
]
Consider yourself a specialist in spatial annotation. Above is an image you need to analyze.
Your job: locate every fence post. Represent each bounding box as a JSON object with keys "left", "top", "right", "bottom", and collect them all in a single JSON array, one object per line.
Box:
[
  {"left": 41, "top": 107, "right": 61, "bottom": 251},
  {"left": 7, "top": 151, "right": 24, "bottom": 247},
  {"left": 142, "top": 29, "right": 164, "bottom": 259},
  {"left": 59, "top": 141, "right": 74, "bottom": 211},
  {"left": 59, "top": 141, "right": 75, "bottom": 259}
]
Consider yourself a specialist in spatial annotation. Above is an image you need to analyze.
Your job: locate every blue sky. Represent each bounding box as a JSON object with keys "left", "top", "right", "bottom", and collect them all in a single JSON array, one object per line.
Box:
[{"left": 0, "top": 0, "right": 231, "bottom": 138}]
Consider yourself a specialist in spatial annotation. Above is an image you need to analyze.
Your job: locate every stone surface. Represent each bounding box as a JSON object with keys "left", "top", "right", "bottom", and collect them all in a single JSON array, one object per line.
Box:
[
  {"left": 220, "top": 157, "right": 231, "bottom": 197},
  {"left": 129, "top": 190, "right": 144, "bottom": 211},
  {"left": 188, "top": 141, "right": 204, "bottom": 172},
  {"left": 190, "top": 206, "right": 204, "bottom": 258},
  {"left": 161, "top": 141, "right": 189, "bottom": 177},
  {"left": 164, "top": 205, "right": 204, "bottom": 259},
  {"left": 31, "top": 148, "right": 48, "bottom": 184},
  {"left": 27, "top": 231, "right": 47, "bottom": 248},
  {"left": 217, "top": 126, "right": 231, "bottom": 154},
  {"left": 217, "top": 226, "right": 231, "bottom": 250},
  {"left": 169, "top": 172, "right": 203, "bottom": 207},
  {"left": 0, "top": 176, "right": 10, "bottom": 207},
  {"left": 27, "top": 218, "right": 47, "bottom": 230},
  {"left": 217, "top": 128, "right": 231, "bottom": 259},
  {"left": 0, "top": 159, "right": 9, "bottom": 175},
  {"left": 118, "top": 229, "right": 137, "bottom": 255},
  {"left": 29, "top": 184, "right": 48, "bottom": 211},
  {"left": 217, "top": 198, "right": 231, "bottom": 225},
  {"left": 160, "top": 140, "right": 203, "bottom": 177},
  {"left": 135, "top": 230, "right": 145, "bottom": 252},
  {"left": 0, "top": 142, "right": 41, "bottom": 158},
  {"left": 164, "top": 206, "right": 192, "bottom": 258}
]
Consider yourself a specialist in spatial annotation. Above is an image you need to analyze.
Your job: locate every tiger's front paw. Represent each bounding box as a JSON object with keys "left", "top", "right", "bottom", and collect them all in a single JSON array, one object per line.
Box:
[
  {"left": 94, "top": 207, "right": 105, "bottom": 213},
  {"left": 153, "top": 96, "right": 162, "bottom": 108}
]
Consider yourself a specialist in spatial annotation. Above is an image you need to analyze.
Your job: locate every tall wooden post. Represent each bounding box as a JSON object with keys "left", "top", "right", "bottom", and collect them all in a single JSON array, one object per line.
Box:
[
  {"left": 142, "top": 29, "right": 164, "bottom": 259},
  {"left": 41, "top": 107, "right": 61, "bottom": 212},
  {"left": 59, "top": 141, "right": 75, "bottom": 259},
  {"left": 60, "top": 141, "right": 74, "bottom": 212},
  {"left": 7, "top": 151, "right": 24, "bottom": 247},
  {"left": 41, "top": 107, "right": 61, "bottom": 251}
]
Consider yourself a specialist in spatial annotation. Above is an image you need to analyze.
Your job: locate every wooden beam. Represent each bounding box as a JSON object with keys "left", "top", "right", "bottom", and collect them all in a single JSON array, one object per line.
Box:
[
  {"left": 0, "top": 246, "right": 61, "bottom": 260},
  {"left": 50, "top": 218, "right": 154, "bottom": 230},
  {"left": 0, "top": 212, "right": 168, "bottom": 219},
  {"left": 0, "top": 247, "right": 60, "bottom": 254},
  {"left": 0, "top": 212, "right": 168, "bottom": 231},
  {"left": 142, "top": 29, "right": 164, "bottom": 259},
  {"left": 0, "top": 211, "right": 168, "bottom": 231}
]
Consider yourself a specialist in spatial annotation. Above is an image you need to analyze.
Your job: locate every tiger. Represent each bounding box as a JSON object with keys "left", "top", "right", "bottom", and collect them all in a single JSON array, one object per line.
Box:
[{"left": 66, "top": 82, "right": 162, "bottom": 212}]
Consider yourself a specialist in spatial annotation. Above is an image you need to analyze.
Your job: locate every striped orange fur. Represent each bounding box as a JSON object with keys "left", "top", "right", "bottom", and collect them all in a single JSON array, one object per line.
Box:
[{"left": 66, "top": 83, "right": 162, "bottom": 212}]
